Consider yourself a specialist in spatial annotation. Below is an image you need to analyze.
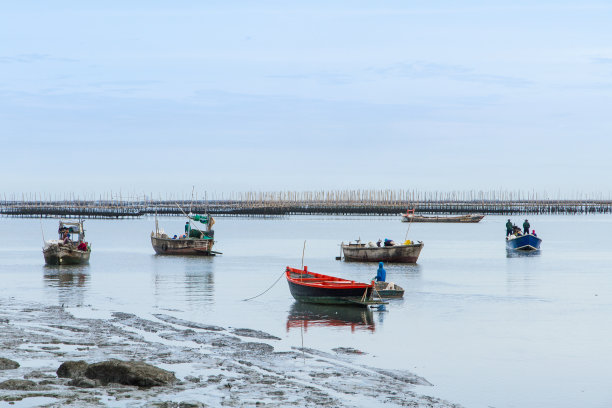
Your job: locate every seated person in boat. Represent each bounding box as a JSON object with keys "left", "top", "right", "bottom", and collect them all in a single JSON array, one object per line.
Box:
[
  {"left": 532, "top": 230, "right": 537, "bottom": 237},
  {"left": 376, "top": 262, "right": 386, "bottom": 282},
  {"left": 383, "top": 238, "right": 395, "bottom": 246},
  {"left": 376, "top": 239, "right": 382, "bottom": 247}
]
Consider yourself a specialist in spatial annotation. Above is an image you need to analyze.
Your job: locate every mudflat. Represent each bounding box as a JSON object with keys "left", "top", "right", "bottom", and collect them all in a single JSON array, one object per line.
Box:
[{"left": 0, "top": 299, "right": 460, "bottom": 407}]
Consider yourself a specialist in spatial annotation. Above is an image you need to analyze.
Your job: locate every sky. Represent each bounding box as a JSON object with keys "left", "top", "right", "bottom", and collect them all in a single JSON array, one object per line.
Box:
[{"left": 2, "top": 1, "right": 612, "bottom": 197}]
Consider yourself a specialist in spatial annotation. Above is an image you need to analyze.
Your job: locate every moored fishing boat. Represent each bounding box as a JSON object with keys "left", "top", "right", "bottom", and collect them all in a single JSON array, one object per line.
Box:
[
  {"left": 285, "top": 266, "right": 386, "bottom": 307},
  {"left": 151, "top": 213, "right": 216, "bottom": 256},
  {"left": 506, "top": 233, "right": 542, "bottom": 251},
  {"left": 43, "top": 220, "right": 91, "bottom": 265},
  {"left": 374, "top": 281, "right": 404, "bottom": 298},
  {"left": 341, "top": 240, "right": 423, "bottom": 263},
  {"left": 401, "top": 209, "right": 484, "bottom": 223}
]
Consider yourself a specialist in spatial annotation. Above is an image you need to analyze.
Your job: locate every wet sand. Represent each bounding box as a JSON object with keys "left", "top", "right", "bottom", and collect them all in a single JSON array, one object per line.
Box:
[{"left": 0, "top": 299, "right": 460, "bottom": 407}]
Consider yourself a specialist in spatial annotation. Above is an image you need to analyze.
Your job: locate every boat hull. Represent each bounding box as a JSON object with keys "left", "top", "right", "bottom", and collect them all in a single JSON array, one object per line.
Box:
[
  {"left": 342, "top": 243, "right": 423, "bottom": 263},
  {"left": 287, "top": 280, "right": 372, "bottom": 305},
  {"left": 43, "top": 245, "right": 90, "bottom": 265},
  {"left": 286, "top": 267, "right": 374, "bottom": 306},
  {"left": 401, "top": 214, "right": 484, "bottom": 223},
  {"left": 151, "top": 235, "right": 214, "bottom": 255},
  {"left": 506, "top": 234, "right": 542, "bottom": 251}
]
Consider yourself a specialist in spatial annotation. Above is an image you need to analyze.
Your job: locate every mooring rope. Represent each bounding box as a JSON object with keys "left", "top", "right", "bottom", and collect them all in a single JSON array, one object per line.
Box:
[{"left": 242, "top": 269, "right": 286, "bottom": 301}]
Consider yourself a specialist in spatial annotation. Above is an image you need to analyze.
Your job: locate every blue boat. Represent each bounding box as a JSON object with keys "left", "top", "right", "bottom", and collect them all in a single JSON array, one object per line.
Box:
[{"left": 506, "top": 233, "right": 542, "bottom": 251}]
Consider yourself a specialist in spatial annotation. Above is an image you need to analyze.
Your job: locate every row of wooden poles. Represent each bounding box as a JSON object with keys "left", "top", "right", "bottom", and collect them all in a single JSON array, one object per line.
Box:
[{"left": 1, "top": 190, "right": 612, "bottom": 218}]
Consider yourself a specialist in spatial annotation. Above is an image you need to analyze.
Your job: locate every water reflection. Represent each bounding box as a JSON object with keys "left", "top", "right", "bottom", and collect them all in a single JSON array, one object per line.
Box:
[
  {"left": 506, "top": 249, "right": 541, "bottom": 258},
  {"left": 390, "top": 263, "right": 422, "bottom": 279},
  {"left": 286, "top": 302, "right": 375, "bottom": 332},
  {"left": 43, "top": 265, "right": 89, "bottom": 306},
  {"left": 152, "top": 256, "right": 215, "bottom": 309}
]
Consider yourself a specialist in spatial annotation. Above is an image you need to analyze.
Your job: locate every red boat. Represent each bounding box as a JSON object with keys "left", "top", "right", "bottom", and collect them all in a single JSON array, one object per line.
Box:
[{"left": 285, "top": 266, "right": 385, "bottom": 306}]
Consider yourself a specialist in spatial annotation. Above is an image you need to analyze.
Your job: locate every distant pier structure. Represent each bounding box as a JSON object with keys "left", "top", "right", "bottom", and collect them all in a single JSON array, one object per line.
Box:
[{"left": 1, "top": 190, "right": 611, "bottom": 218}]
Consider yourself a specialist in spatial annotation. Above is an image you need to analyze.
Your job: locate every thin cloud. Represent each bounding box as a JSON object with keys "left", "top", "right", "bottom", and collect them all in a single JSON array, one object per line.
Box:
[
  {"left": 370, "top": 61, "right": 532, "bottom": 87},
  {"left": 591, "top": 56, "right": 612, "bottom": 64},
  {"left": 0, "top": 53, "right": 77, "bottom": 64},
  {"left": 267, "top": 72, "right": 353, "bottom": 85}
]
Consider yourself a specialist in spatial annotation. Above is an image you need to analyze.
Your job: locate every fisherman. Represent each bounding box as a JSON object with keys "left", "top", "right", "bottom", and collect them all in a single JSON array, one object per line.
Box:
[
  {"left": 185, "top": 221, "right": 190, "bottom": 235},
  {"left": 384, "top": 238, "right": 395, "bottom": 247},
  {"left": 532, "top": 229, "right": 537, "bottom": 237},
  {"left": 506, "top": 219, "right": 513, "bottom": 236},
  {"left": 376, "top": 262, "right": 386, "bottom": 282},
  {"left": 523, "top": 219, "right": 530, "bottom": 235},
  {"left": 376, "top": 239, "right": 382, "bottom": 247}
]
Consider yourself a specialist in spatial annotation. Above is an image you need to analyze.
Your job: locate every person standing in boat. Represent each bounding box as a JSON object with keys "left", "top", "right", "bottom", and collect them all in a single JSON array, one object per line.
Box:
[
  {"left": 506, "top": 219, "right": 513, "bottom": 236},
  {"left": 185, "top": 221, "right": 190, "bottom": 236},
  {"left": 523, "top": 219, "right": 530, "bottom": 235},
  {"left": 376, "top": 262, "right": 386, "bottom": 282}
]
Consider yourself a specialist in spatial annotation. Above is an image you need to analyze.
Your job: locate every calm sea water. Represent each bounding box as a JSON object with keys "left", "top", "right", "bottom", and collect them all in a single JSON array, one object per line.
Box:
[{"left": 1, "top": 214, "right": 611, "bottom": 408}]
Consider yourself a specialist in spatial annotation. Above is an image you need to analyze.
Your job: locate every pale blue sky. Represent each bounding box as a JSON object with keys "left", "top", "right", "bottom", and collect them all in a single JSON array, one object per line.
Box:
[{"left": 2, "top": 1, "right": 612, "bottom": 196}]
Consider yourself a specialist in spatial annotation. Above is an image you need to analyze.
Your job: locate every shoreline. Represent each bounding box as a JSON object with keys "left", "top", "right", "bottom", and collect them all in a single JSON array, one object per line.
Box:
[{"left": 0, "top": 299, "right": 461, "bottom": 407}]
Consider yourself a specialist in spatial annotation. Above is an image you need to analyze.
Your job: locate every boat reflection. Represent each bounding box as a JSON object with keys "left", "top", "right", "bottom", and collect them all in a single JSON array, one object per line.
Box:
[
  {"left": 286, "top": 302, "right": 375, "bottom": 333},
  {"left": 506, "top": 249, "right": 541, "bottom": 258},
  {"left": 43, "top": 265, "right": 89, "bottom": 287},
  {"left": 43, "top": 265, "right": 89, "bottom": 307},
  {"left": 152, "top": 256, "right": 215, "bottom": 309}
]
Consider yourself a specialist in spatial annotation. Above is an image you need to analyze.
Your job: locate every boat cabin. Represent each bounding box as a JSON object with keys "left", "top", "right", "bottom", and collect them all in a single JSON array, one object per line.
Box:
[{"left": 58, "top": 220, "right": 86, "bottom": 244}]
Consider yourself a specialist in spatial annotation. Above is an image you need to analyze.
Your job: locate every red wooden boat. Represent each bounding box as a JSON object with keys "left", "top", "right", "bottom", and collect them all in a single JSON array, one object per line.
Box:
[{"left": 285, "top": 266, "right": 385, "bottom": 306}]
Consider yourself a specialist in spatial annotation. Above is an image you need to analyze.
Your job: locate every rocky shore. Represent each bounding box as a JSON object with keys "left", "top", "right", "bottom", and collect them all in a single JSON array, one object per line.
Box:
[{"left": 0, "top": 300, "right": 461, "bottom": 407}]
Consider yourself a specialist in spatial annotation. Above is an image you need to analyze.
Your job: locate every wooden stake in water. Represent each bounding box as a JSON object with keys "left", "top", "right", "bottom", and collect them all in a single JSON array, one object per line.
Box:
[
  {"left": 39, "top": 217, "right": 45, "bottom": 244},
  {"left": 301, "top": 240, "right": 306, "bottom": 269}
]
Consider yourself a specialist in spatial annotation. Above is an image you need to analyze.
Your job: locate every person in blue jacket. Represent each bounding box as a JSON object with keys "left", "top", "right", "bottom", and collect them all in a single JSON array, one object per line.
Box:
[{"left": 376, "top": 262, "right": 386, "bottom": 282}]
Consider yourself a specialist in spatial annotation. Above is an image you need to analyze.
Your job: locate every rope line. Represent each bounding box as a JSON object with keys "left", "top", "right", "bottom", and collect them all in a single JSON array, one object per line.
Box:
[{"left": 242, "top": 269, "right": 286, "bottom": 301}]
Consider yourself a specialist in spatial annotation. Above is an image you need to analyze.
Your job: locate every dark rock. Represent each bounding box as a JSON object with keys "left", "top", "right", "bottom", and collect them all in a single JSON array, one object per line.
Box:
[
  {"left": 69, "top": 376, "right": 98, "bottom": 388},
  {"left": 238, "top": 342, "right": 275, "bottom": 353},
  {"left": 25, "top": 370, "right": 55, "bottom": 379},
  {"left": 0, "top": 357, "right": 19, "bottom": 370},
  {"left": 154, "top": 402, "right": 207, "bottom": 408},
  {"left": 207, "top": 375, "right": 223, "bottom": 383},
  {"left": 84, "top": 359, "right": 177, "bottom": 387},
  {"left": 0, "top": 379, "right": 37, "bottom": 390},
  {"left": 231, "top": 328, "right": 281, "bottom": 340},
  {"left": 154, "top": 314, "right": 225, "bottom": 331},
  {"left": 57, "top": 360, "right": 90, "bottom": 378},
  {"left": 111, "top": 312, "right": 136, "bottom": 319},
  {"left": 332, "top": 347, "right": 365, "bottom": 355}
]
